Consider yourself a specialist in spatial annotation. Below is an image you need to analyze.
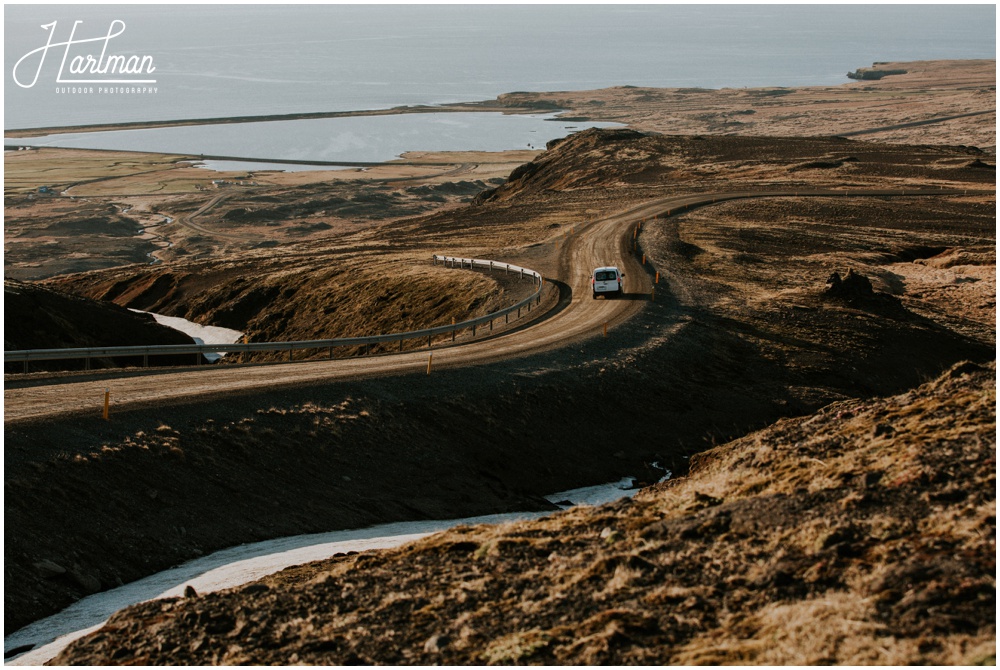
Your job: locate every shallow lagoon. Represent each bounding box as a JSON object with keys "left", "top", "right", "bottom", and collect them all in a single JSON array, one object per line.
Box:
[{"left": 6, "top": 112, "right": 621, "bottom": 171}]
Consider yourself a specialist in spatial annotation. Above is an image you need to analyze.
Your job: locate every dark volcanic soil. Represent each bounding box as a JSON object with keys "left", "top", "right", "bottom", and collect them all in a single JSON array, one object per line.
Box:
[
  {"left": 5, "top": 128, "right": 996, "bottom": 650},
  {"left": 3, "top": 279, "right": 201, "bottom": 371},
  {"left": 4, "top": 199, "right": 156, "bottom": 280},
  {"left": 52, "top": 361, "right": 997, "bottom": 665}
]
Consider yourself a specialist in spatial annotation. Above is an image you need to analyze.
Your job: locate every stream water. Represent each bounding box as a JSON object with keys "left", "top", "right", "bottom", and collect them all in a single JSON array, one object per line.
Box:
[{"left": 5, "top": 477, "right": 645, "bottom": 664}]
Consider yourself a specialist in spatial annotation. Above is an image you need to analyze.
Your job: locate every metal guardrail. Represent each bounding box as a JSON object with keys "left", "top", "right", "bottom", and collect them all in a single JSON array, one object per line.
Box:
[{"left": 4, "top": 255, "right": 544, "bottom": 372}]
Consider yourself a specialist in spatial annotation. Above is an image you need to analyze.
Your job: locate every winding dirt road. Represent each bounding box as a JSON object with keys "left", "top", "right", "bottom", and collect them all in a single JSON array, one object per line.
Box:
[{"left": 4, "top": 188, "right": 970, "bottom": 424}]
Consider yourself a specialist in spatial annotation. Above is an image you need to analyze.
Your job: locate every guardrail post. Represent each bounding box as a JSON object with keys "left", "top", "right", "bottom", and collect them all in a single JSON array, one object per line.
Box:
[
  {"left": 23, "top": 360, "right": 28, "bottom": 374},
  {"left": 143, "top": 353, "right": 149, "bottom": 368}
]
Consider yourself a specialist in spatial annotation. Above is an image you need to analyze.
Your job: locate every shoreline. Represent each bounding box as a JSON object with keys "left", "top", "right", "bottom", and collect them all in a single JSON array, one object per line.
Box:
[
  {"left": 5, "top": 144, "right": 454, "bottom": 169},
  {"left": 2, "top": 100, "right": 555, "bottom": 139}
]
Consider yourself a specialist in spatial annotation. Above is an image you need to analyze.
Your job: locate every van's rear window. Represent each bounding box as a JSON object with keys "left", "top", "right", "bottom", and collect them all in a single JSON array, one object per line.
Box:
[{"left": 595, "top": 271, "right": 618, "bottom": 281}]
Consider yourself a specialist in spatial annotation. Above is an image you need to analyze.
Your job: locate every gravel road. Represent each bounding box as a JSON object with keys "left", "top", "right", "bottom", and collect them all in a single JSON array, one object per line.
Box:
[{"left": 4, "top": 188, "right": 975, "bottom": 425}]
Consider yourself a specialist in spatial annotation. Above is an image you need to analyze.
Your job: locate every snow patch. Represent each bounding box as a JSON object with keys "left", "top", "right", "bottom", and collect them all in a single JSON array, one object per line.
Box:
[
  {"left": 130, "top": 310, "right": 243, "bottom": 361},
  {"left": 5, "top": 478, "right": 639, "bottom": 664}
]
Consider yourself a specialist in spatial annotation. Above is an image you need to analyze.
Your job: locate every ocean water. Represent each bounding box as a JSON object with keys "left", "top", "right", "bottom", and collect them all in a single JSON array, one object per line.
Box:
[{"left": 5, "top": 4, "right": 995, "bottom": 130}]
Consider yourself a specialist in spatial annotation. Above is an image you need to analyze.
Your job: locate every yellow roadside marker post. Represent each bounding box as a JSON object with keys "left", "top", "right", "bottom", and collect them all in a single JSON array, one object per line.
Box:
[
  {"left": 603, "top": 322, "right": 608, "bottom": 338},
  {"left": 103, "top": 388, "right": 110, "bottom": 420},
  {"left": 651, "top": 286, "right": 656, "bottom": 302},
  {"left": 427, "top": 353, "right": 433, "bottom": 375}
]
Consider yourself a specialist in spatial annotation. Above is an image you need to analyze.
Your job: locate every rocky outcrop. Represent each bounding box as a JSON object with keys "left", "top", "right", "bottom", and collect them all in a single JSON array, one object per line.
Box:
[
  {"left": 824, "top": 269, "right": 904, "bottom": 313},
  {"left": 473, "top": 128, "right": 651, "bottom": 203},
  {"left": 847, "top": 66, "right": 908, "bottom": 81}
]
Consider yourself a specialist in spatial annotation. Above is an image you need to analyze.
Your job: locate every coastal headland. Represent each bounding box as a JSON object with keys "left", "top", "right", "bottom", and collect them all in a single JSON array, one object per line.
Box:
[{"left": 4, "top": 59, "right": 996, "bottom": 663}]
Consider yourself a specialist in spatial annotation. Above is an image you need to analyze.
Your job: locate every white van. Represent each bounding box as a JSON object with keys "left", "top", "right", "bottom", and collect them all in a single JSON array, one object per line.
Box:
[{"left": 591, "top": 266, "right": 624, "bottom": 299}]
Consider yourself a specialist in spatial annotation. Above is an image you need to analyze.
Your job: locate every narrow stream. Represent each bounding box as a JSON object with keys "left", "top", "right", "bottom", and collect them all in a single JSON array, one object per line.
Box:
[{"left": 5, "top": 477, "right": 650, "bottom": 664}]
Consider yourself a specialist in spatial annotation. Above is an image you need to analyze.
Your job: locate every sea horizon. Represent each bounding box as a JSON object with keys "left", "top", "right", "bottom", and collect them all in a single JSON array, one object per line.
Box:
[{"left": 5, "top": 4, "right": 996, "bottom": 132}]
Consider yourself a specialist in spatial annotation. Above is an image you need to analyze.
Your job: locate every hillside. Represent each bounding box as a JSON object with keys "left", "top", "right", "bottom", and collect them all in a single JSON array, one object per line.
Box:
[
  {"left": 53, "top": 361, "right": 996, "bottom": 665},
  {"left": 35, "top": 255, "right": 534, "bottom": 362},
  {"left": 4, "top": 279, "right": 199, "bottom": 371},
  {"left": 42, "top": 130, "right": 995, "bottom": 360},
  {"left": 5, "top": 128, "right": 993, "bottom": 641}
]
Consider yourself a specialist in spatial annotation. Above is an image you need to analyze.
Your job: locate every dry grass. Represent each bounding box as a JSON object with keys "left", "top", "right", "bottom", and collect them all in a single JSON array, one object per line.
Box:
[
  {"left": 40, "top": 352, "right": 996, "bottom": 665},
  {"left": 677, "top": 592, "right": 995, "bottom": 665},
  {"left": 3, "top": 148, "right": 200, "bottom": 197},
  {"left": 501, "top": 59, "right": 996, "bottom": 149}
]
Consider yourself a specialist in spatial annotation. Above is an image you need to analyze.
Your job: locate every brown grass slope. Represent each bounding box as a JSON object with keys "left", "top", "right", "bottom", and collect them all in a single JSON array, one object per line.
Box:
[
  {"left": 42, "top": 255, "right": 523, "bottom": 362},
  {"left": 53, "top": 361, "right": 996, "bottom": 665}
]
